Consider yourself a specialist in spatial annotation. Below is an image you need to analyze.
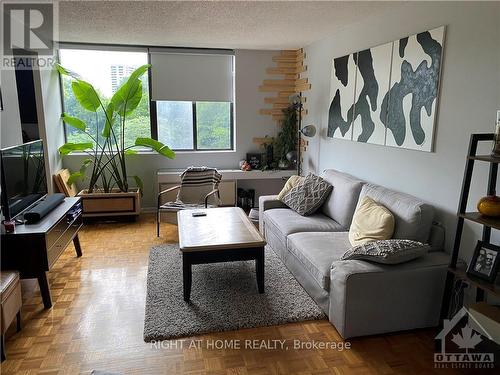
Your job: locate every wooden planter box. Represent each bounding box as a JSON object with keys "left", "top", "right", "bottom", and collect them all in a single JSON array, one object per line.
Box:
[{"left": 78, "top": 188, "right": 141, "bottom": 218}]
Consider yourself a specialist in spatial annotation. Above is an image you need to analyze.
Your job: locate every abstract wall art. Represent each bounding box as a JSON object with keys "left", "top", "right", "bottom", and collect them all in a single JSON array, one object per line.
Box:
[
  {"left": 327, "top": 26, "right": 445, "bottom": 152},
  {"left": 352, "top": 42, "right": 393, "bottom": 145},
  {"left": 328, "top": 53, "right": 357, "bottom": 140}
]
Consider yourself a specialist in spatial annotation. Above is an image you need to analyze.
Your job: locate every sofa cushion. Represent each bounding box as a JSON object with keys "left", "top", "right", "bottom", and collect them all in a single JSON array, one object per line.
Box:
[
  {"left": 320, "top": 169, "right": 365, "bottom": 229},
  {"left": 282, "top": 173, "right": 333, "bottom": 216},
  {"left": 287, "top": 232, "right": 351, "bottom": 291},
  {"left": 358, "top": 184, "right": 434, "bottom": 243},
  {"left": 263, "top": 208, "right": 343, "bottom": 245},
  {"left": 349, "top": 196, "right": 395, "bottom": 246}
]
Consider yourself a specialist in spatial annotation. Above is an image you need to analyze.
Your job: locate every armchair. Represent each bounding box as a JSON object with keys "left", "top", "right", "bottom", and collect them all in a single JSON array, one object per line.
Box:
[{"left": 157, "top": 167, "right": 222, "bottom": 236}]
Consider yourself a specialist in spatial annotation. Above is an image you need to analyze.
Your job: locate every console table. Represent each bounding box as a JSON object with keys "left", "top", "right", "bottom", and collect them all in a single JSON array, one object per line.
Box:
[
  {"left": 157, "top": 169, "right": 294, "bottom": 206},
  {"left": 1, "top": 197, "right": 83, "bottom": 309}
]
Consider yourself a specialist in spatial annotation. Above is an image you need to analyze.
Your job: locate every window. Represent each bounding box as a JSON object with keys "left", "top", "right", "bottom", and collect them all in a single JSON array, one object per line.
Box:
[
  {"left": 58, "top": 48, "right": 150, "bottom": 148},
  {"left": 157, "top": 101, "right": 232, "bottom": 150},
  {"left": 58, "top": 46, "right": 235, "bottom": 151}
]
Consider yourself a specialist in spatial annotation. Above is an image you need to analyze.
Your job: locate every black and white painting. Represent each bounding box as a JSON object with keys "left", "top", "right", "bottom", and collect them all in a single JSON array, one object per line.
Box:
[
  {"left": 327, "top": 53, "right": 357, "bottom": 140},
  {"left": 384, "top": 26, "right": 445, "bottom": 151},
  {"left": 327, "top": 26, "right": 445, "bottom": 152},
  {"left": 352, "top": 42, "right": 393, "bottom": 145}
]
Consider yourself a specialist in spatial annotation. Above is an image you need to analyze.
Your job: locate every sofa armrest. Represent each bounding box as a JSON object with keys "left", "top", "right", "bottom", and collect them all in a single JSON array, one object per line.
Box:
[
  {"left": 259, "top": 195, "right": 288, "bottom": 235},
  {"left": 259, "top": 195, "right": 287, "bottom": 211},
  {"left": 329, "top": 252, "right": 449, "bottom": 338}
]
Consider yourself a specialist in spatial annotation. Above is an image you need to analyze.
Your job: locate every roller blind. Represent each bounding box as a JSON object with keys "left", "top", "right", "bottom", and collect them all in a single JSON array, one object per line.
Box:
[{"left": 150, "top": 51, "right": 234, "bottom": 102}]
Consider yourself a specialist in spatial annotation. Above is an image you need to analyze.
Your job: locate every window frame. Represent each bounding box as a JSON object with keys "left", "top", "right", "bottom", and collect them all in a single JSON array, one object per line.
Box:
[
  {"left": 58, "top": 42, "right": 235, "bottom": 152},
  {"left": 152, "top": 100, "right": 234, "bottom": 152}
]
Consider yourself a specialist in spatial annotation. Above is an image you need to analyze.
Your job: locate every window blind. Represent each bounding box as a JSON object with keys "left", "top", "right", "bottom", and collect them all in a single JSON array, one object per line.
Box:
[{"left": 149, "top": 51, "right": 234, "bottom": 102}]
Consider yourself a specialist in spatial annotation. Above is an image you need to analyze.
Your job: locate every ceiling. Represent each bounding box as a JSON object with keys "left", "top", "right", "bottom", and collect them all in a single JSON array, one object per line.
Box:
[{"left": 58, "top": 1, "right": 402, "bottom": 50}]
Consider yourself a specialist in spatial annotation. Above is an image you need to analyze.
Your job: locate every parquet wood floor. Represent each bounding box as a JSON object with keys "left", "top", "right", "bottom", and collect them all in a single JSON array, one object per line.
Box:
[{"left": 0, "top": 214, "right": 474, "bottom": 374}]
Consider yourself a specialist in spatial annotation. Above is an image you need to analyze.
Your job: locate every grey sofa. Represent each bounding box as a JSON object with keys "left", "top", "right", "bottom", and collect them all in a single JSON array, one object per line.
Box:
[{"left": 259, "top": 169, "right": 449, "bottom": 339}]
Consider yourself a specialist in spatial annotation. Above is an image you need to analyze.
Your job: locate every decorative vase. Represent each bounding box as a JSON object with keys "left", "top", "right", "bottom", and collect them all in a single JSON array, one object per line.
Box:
[{"left": 477, "top": 194, "right": 500, "bottom": 217}]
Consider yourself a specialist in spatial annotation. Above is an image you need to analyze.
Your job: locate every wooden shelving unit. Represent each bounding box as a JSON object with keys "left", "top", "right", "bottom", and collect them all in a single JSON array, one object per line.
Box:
[
  {"left": 447, "top": 265, "right": 500, "bottom": 298},
  {"left": 440, "top": 133, "right": 500, "bottom": 320}
]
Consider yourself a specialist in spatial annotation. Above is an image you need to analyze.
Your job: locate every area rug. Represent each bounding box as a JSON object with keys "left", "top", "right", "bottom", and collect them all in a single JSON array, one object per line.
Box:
[{"left": 143, "top": 244, "right": 325, "bottom": 341}]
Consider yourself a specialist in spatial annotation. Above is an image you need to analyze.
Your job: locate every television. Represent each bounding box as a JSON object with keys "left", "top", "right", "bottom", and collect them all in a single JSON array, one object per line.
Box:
[{"left": 1, "top": 140, "right": 48, "bottom": 221}]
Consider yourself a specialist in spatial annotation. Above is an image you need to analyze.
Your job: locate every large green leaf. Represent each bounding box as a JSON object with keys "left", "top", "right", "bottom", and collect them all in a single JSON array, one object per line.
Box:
[
  {"left": 128, "top": 64, "right": 150, "bottom": 82},
  {"left": 134, "top": 137, "right": 175, "bottom": 159},
  {"left": 111, "top": 79, "right": 142, "bottom": 116},
  {"left": 67, "top": 172, "right": 85, "bottom": 185},
  {"left": 124, "top": 149, "right": 138, "bottom": 155},
  {"left": 131, "top": 175, "right": 144, "bottom": 196},
  {"left": 59, "top": 142, "right": 93, "bottom": 155},
  {"left": 61, "top": 113, "right": 86, "bottom": 132},
  {"left": 67, "top": 158, "right": 93, "bottom": 185},
  {"left": 71, "top": 80, "right": 100, "bottom": 112},
  {"left": 102, "top": 102, "right": 115, "bottom": 137},
  {"left": 55, "top": 64, "right": 81, "bottom": 80}
]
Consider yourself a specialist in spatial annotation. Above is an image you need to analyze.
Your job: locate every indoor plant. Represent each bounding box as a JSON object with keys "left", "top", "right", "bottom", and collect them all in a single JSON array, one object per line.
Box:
[
  {"left": 274, "top": 104, "right": 298, "bottom": 169},
  {"left": 56, "top": 63, "right": 175, "bottom": 217}
]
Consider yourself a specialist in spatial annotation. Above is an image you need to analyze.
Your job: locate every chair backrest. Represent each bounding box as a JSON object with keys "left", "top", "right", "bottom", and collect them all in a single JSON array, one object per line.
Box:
[{"left": 176, "top": 167, "right": 222, "bottom": 205}]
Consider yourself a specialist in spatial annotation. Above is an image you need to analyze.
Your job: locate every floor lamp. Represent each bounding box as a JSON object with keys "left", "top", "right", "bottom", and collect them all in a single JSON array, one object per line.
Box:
[
  {"left": 297, "top": 124, "right": 316, "bottom": 176},
  {"left": 288, "top": 93, "right": 316, "bottom": 176}
]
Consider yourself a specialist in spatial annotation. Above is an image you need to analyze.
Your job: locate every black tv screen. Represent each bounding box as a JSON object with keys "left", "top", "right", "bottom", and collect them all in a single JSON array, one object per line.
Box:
[{"left": 1, "top": 140, "right": 47, "bottom": 220}]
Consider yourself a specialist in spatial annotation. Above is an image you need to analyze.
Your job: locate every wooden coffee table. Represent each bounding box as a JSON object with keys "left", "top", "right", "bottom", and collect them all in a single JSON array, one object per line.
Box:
[{"left": 178, "top": 207, "right": 267, "bottom": 301}]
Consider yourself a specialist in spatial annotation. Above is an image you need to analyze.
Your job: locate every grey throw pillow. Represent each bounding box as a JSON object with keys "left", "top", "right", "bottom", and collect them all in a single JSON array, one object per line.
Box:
[
  {"left": 281, "top": 173, "right": 333, "bottom": 216},
  {"left": 341, "top": 239, "right": 430, "bottom": 264}
]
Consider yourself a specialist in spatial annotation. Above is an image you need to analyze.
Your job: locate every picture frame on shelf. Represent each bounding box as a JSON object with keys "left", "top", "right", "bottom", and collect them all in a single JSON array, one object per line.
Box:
[
  {"left": 467, "top": 241, "right": 500, "bottom": 283},
  {"left": 246, "top": 153, "right": 262, "bottom": 170}
]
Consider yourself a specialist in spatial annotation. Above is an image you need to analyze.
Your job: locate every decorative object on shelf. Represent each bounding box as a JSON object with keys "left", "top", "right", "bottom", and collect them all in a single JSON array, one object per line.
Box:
[
  {"left": 477, "top": 193, "right": 500, "bottom": 217},
  {"left": 328, "top": 26, "right": 445, "bottom": 152},
  {"left": 246, "top": 153, "right": 262, "bottom": 170},
  {"left": 492, "top": 110, "right": 500, "bottom": 157},
  {"left": 467, "top": 241, "right": 500, "bottom": 283},
  {"left": 240, "top": 160, "right": 251, "bottom": 171},
  {"left": 55, "top": 64, "right": 175, "bottom": 209}
]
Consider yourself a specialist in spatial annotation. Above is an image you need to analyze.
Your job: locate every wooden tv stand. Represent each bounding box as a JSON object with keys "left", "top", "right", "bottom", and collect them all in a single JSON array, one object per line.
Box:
[{"left": 1, "top": 197, "right": 83, "bottom": 309}]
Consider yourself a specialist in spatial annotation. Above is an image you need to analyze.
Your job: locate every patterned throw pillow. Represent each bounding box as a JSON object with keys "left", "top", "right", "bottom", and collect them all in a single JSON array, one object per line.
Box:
[
  {"left": 281, "top": 173, "right": 333, "bottom": 216},
  {"left": 277, "top": 175, "right": 304, "bottom": 200},
  {"left": 341, "top": 239, "right": 429, "bottom": 264}
]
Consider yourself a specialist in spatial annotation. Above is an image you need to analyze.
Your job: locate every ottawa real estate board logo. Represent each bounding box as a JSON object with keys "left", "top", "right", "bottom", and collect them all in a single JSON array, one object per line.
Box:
[
  {"left": 1, "top": 1, "right": 58, "bottom": 69},
  {"left": 435, "top": 307, "right": 497, "bottom": 369}
]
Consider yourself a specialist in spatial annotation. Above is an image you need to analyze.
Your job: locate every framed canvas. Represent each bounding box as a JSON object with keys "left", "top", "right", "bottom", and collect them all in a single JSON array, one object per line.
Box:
[
  {"left": 385, "top": 26, "right": 445, "bottom": 151},
  {"left": 327, "top": 53, "right": 357, "bottom": 141},
  {"left": 352, "top": 42, "right": 393, "bottom": 145},
  {"left": 467, "top": 241, "right": 500, "bottom": 283},
  {"left": 246, "top": 153, "right": 262, "bottom": 170}
]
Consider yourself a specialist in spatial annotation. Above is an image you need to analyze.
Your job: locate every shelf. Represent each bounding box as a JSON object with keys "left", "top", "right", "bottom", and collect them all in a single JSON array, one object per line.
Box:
[
  {"left": 448, "top": 266, "right": 500, "bottom": 298},
  {"left": 157, "top": 169, "right": 295, "bottom": 183},
  {"left": 469, "top": 155, "right": 500, "bottom": 163},
  {"left": 459, "top": 212, "right": 500, "bottom": 230}
]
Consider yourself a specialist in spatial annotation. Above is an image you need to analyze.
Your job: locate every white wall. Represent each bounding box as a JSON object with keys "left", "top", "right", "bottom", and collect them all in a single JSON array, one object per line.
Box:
[
  {"left": 0, "top": 69, "right": 22, "bottom": 148},
  {"left": 63, "top": 49, "right": 280, "bottom": 208},
  {"left": 303, "top": 2, "right": 500, "bottom": 259},
  {"left": 33, "top": 60, "right": 65, "bottom": 193}
]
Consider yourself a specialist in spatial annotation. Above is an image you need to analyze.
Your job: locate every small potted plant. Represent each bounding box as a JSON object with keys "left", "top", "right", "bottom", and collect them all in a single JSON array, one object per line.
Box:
[{"left": 56, "top": 63, "right": 175, "bottom": 217}]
